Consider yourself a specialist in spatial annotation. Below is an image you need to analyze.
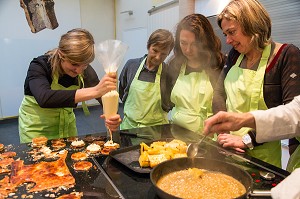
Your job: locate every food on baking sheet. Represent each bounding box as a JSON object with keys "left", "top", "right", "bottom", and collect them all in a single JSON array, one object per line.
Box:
[
  {"left": 73, "top": 161, "right": 93, "bottom": 171},
  {"left": 67, "top": 136, "right": 78, "bottom": 142},
  {"left": 147, "top": 154, "right": 169, "bottom": 168},
  {"left": 10, "top": 150, "right": 75, "bottom": 193},
  {"left": 86, "top": 143, "right": 101, "bottom": 155},
  {"left": 0, "top": 143, "right": 4, "bottom": 151},
  {"left": 0, "top": 158, "right": 15, "bottom": 174},
  {"left": 83, "top": 135, "right": 95, "bottom": 143},
  {"left": 93, "top": 135, "right": 107, "bottom": 141},
  {"left": 101, "top": 140, "right": 120, "bottom": 155},
  {"left": 51, "top": 138, "right": 65, "bottom": 143},
  {"left": 157, "top": 168, "right": 246, "bottom": 199},
  {"left": 104, "top": 140, "right": 120, "bottom": 149},
  {"left": 101, "top": 147, "right": 116, "bottom": 155},
  {"left": 57, "top": 192, "right": 83, "bottom": 199},
  {"left": 71, "top": 152, "right": 88, "bottom": 161},
  {"left": 0, "top": 151, "right": 17, "bottom": 159},
  {"left": 71, "top": 140, "right": 85, "bottom": 149},
  {"left": 0, "top": 176, "right": 15, "bottom": 198},
  {"left": 139, "top": 139, "right": 187, "bottom": 168},
  {"left": 93, "top": 140, "right": 105, "bottom": 148},
  {"left": 29, "top": 146, "right": 60, "bottom": 161},
  {"left": 32, "top": 136, "right": 48, "bottom": 147},
  {"left": 51, "top": 140, "right": 66, "bottom": 150}
]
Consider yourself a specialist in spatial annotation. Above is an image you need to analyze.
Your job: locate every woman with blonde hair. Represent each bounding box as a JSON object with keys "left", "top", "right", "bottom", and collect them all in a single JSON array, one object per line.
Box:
[
  {"left": 213, "top": 0, "right": 300, "bottom": 169},
  {"left": 19, "top": 28, "right": 121, "bottom": 143}
]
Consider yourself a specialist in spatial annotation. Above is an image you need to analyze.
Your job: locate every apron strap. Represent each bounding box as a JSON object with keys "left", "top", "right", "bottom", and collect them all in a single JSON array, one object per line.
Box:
[
  {"left": 266, "top": 43, "right": 287, "bottom": 73},
  {"left": 250, "top": 44, "right": 271, "bottom": 111}
]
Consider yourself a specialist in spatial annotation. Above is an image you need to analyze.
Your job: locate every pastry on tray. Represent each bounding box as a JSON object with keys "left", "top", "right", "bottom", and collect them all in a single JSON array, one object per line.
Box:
[
  {"left": 73, "top": 161, "right": 93, "bottom": 171},
  {"left": 32, "top": 136, "right": 48, "bottom": 148},
  {"left": 71, "top": 152, "right": 88, "bottom": 161}
]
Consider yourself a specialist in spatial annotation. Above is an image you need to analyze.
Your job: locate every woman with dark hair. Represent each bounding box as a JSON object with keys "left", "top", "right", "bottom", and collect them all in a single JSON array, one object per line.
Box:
[
  {"left": 164, "top": 13, "right": 225, "bottom": 133},
  {"left": 119, "top": 29, "right": 174, "bottom": 130}
]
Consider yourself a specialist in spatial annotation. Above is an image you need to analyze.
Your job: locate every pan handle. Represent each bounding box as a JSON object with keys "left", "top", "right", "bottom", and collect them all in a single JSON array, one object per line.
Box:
[{"left": 249, "top": 189, "right": 271, "bottom": 197}]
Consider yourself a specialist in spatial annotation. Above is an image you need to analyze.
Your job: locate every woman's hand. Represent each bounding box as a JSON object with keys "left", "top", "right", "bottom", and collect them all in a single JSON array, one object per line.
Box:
[
  {"left": 217, "top": 133, "right": 246, "bottom": 153},
  {"left": 100, "top": 114, "right": 121, "bottom": 132},
  {"left": 75, "top": 72, "right": 117, "bottom": 103},
  {"left": 95, "top": 72, "right": 117, "bottom": 98}
]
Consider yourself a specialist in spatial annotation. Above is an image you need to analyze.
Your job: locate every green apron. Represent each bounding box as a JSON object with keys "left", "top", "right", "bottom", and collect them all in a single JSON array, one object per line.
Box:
[
  {"left": 120, "top": 57, "right": 168, "bottom": 130},
  {"left": 287, "top": 137, "right": 300, "bottom": 172},
  {"left": 170, "top": 63, "right": 213, "bottom": 133},
  {"left": 19, "top": 74, "right": 87, "bottom": 143},
  {"left": 225, "top": 44, "right": 282, "bottom": 168}
]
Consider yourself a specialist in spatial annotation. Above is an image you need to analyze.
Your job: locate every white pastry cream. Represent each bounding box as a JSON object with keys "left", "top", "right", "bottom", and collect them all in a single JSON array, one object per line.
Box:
[
  {"left": 102, "top": 90, "right": 119, "bottom": 118},
  {"left": 104, "top": 140, "right": 118, "bottom": 147},
  {"left": 86, "top": 143, "right": 101, "bottom": 152},
  {"left": 71, "top": 140, "right": 85, "bottom": 147}
]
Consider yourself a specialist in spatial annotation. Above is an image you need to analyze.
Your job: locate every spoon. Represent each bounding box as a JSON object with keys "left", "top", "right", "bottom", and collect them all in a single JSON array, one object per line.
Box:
[{"left": 186, "top": 134, "right": 207, "bottom": 158}]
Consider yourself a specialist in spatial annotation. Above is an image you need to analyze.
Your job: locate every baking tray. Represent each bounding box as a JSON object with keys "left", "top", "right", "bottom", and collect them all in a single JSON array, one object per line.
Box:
[
  {"left": 109, "top": 139, "right": 177, "bottom": 174},
  {"left": 109, "top": 144, "right": 152, "bottom": 174},
  {"left": 0, "top": 134, "right": 124, "bottom": 199}
]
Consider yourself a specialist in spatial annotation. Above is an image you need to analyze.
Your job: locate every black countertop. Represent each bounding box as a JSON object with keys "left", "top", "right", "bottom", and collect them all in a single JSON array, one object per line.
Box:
[
  {"left": 95, "top": 124, "right": 290, "bottom": 199},
  {"left": 1, "top": 124, "right": 290, "bottom": 199}
]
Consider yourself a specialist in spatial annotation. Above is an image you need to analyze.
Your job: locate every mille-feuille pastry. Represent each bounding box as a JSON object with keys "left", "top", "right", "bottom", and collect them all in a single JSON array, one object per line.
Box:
[
  {"left": 66, "top": 136, "right": 78, "bottom": 143},
  {"left": 0, "top": 143, "right": 4, "bottom": 152},
  {"left": 71, "top": 140, "right": 85, "bottom": 149},
  {"left": 93, "top": 140, "right": 105, "bottom": 148},
  {"left": 103, "top": 140, "right": 120, "bottom": 149},
  {"left": 73, "top": 161, "right": 93, "bottom": 171},
  {"left": 51, "top": 141, "right": 66, "bottom": 150},
  {"left": 86, "top": 143, "right": 101, "bottom": 155},
  {"left": 71, "top": 152, "right": 88, "bottom": 161},
  {"left": 32, "top": 136, "right": 48, "bottom": 148}
]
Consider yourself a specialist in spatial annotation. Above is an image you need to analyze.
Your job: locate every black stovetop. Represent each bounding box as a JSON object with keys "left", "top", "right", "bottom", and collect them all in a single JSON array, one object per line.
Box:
[
  {"left": 97, "top": 124, "right": 290, "bottom": 199},
  {"left": 2, "top": 124, "right": 289, "bottom": 199}
]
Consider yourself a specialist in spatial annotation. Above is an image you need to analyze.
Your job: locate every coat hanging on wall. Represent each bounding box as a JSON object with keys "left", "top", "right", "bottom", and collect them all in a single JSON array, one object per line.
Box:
[{"left": 20, "top": 0, "right": 59, "bottom": 33}]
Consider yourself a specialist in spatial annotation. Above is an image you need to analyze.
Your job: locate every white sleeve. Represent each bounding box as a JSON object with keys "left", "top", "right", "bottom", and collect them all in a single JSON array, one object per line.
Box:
[
  {"left": 251, "top": 96, "right": 300, "bottom": 143},
  {"left": 271, "top": 168, "right": 300, "bottom": 199}
]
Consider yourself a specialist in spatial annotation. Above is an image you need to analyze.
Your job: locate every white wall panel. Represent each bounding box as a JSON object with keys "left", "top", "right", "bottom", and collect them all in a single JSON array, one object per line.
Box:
[
  {"left": 115, "top": 0, "right": 152, "bottom": 77},
  {"left": 148, "top": 4, "right": 179, "bottom": 35},
  {"left": 195, "top": 0, "right": 229, "bottom": 17},
  {"left": 259, "top": 0, "right": 300, "bottom": 48},
  {"left": 120, "top": 28, "right": 148, "bottom": 74}
]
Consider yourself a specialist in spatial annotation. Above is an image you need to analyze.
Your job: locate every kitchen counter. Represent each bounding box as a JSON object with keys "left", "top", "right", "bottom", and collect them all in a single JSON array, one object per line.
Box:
[
  {"left": 1, "top": 124, "right": 290, "bottom": 199},
  {"left": 95, "top": 124, "right": 290, "bottom": 199}
]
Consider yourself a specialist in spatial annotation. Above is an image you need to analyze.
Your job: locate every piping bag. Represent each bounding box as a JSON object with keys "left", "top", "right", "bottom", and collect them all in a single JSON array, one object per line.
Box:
[{"left": 96, "top": 40, "right": 128, "bottom": 140}]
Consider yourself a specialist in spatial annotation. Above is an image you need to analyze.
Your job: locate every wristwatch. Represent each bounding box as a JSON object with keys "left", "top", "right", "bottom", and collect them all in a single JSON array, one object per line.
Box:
[{"left": 242, "top": 134, "right": 254, "bottom": 150}]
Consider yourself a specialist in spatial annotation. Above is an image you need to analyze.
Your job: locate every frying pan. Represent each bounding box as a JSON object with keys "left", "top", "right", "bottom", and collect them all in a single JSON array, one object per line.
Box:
[{"left": 150, "top": 157, "right": 253, "bottom": 199}]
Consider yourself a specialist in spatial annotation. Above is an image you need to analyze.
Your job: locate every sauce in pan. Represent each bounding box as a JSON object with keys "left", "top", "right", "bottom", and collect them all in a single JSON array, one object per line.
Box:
[{"left": 157, "top": 168, "right": 246, "bottom": 199}]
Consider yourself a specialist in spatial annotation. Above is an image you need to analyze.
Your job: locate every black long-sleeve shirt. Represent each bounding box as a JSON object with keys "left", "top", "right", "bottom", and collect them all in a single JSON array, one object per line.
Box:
[{"left": 24, "top": 55, "right": 100, "bottom": 108}]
